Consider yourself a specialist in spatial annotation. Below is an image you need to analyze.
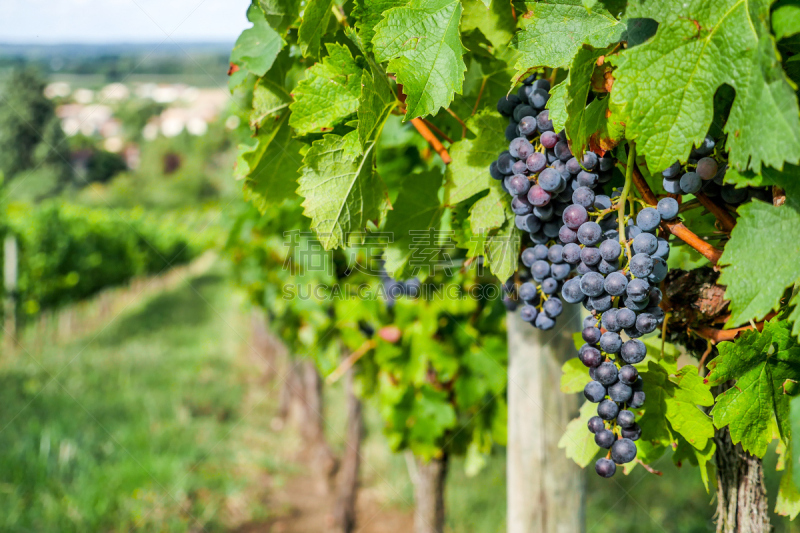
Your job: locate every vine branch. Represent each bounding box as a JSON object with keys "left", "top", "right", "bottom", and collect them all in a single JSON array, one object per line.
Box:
[
  {"left": 326, "top": 339, "right": 377, "bottom": 384},
  {"left": 694, "top": 321, "right": 766, "bottom": 343},
  {"left": 411, "top": 118, "right": 452, "bottom": 164},
  {"left": 422, "top": 118, "right": 454, "bottom": 144},
  {"left": 628, "top": 163, "right": 724, "bottom": 265},
  {"left": 695, "top": 192, "right": 736, "bottom": 232},
  {"left": 445, "top": 108, "right": 467, "bottom": 139},
  {"left": 636, "top": 459, "right": 663, "bottom": 476}
]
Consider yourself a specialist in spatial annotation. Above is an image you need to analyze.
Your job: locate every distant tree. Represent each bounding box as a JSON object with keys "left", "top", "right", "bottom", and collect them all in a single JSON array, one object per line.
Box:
[
  {"left": 0, "top": 68, "right": 72, "bottom": 196},
  {"left": 86, "top": 150, "right": 127, "bottom": 184}
]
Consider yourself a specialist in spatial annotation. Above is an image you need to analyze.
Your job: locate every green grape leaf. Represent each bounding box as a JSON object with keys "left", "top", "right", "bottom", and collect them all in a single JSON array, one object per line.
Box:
[
  {"left": 237, "top": 115, "right": 304, "bottom": 211},
  {"left": 469, "top": 182, "right": 506, "bottom": 234},
  {"left": 664, "top": 366, "right": 714, "bottom": 450},
  {"left": 777, "top": 395, "right": 800, "bottom": 519},
  {"left": 547, "top": 80, "right": 568, "bottom": 132},
  {"left": 408, "top": 387, "right": 458, "bottom": 459},
  {"left": 289, "top": 43, "right": 363, "bottom": 135},
  {"left": 558, "top": 400, "right": 601, "bottom": 467},
  {"left": 610, "top": 0, "right": 800, "bottom": 173},
  {"left": 230, "top": 18, "right": 285, "bottom": 76},
  {"left": 777, "top": 464, "right": 800, "bottom": 520},
  {"left": 257, "top": 0, "right": 302, "bottom": 34},
  {"left": 774, "top": 4, "right": 800, "bottom": 40},
  {"left": 637, "top": 361, "right": 674, "bottom": 447},
  {"left": 297, "top": 0, "right": 335, "bottom": 57},
  {"left": 563, "top": 45, "right": 618, "bottom": 155},
  {"left": 575, "top": 93, "right": 624, "bottom": 154},
  {"left": 461, "top": 0, "right": 515, "bottom": 49},
  {"left": 561, "top": 357, "right": 591, "bottom": 393},
  {"left": 297, "top": 130, "right": 389, "bottom": 249},
  {"left": 445, "top": 110, "right": 508, "bottom": 205},
  {"left": 383, "top": 170, "right": 447, "bottom": 279},
  {"left": 452, "top": 205, "right": 486, "bottom": 258},
  {"left": 718, "top": 200, "right": 800, "bottom": 329},
  {"left": 373, "top": 0, "right": 466, "bottom": 119},
  {"left": 250, "top": 73, "right": 292, "bottom": 129},
  {"left": 353, "top": 0, "right": 409, "bottom": 52},
  {"left": 512, "top": 0, "right": 625, "bottom": 78},
  {"left": 358, "top": 64, "right": 398, "bottom": 147},
  {"left": 482, "top": 215, "right": 521, "bottom": 281},
  {"left": 455, "top": 48, "right": 518, "bottom": 117},
  {"left": 707, "top": 318, "right": 800, "bottom": 457}
]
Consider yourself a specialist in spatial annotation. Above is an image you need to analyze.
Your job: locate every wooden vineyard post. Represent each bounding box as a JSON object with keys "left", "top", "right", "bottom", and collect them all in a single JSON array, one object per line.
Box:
[{"left": 506, "top": 309, "right": 585, "bottom": 533}]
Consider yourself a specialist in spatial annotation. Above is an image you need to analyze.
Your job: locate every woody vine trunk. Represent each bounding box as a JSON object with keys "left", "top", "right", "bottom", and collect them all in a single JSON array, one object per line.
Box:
[{"left": 713, "top": 385, "right": 770, "bottom": 533}]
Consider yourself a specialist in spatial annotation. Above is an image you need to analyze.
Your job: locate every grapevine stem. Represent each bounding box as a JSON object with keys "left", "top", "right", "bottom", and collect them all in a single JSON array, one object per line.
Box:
[
  {"left": 445, "top": 108, "right": 468, "bottom": 139},
  {"left": 695, "top": 192, "right": 736, "bottom": 232},
  {"left": 422, "top": 118, "right": 454, "bottom": 144},
  {"left": 617, "top": 141, "right": 636, "bottom": 262},
  {"left": 694, "top": 322, "right": 765, "bottom": 343},
  {"left": 627, "top": 161, "right": 724, "bottom": 265},
  {"left": 697, "top": 340, "right": 714, "bottom": 374},
  {"left": 326, "top": 339, "right": 377, "bottom": 384},
  {"left": 410, "top": 118, "right": 452, "bottom": 164},
  {"left": 636, "top": 459, "right": 663, "bottom": 476},
  {"left": 472, "top": 78, "right": 488, "bottom": 116}
]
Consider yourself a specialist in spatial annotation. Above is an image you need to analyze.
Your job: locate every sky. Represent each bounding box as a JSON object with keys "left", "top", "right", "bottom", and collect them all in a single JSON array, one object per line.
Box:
[{"left": 0, "top": 0, "right": 251, "bottom": 44}]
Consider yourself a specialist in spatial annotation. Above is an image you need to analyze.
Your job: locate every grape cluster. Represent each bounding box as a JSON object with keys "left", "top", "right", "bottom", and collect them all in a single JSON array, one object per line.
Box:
[
  {"left": 491, "top": 76, "right": 684, "bottom": 477},
  {"left": 659, "top": 135, "right": 771, "bottom": 204},
  {"left": 570, "top": 201, "right": 681, "bottom": 477},
  {"left": 492, "top": 76, "right": 615, "bottom": 330}
]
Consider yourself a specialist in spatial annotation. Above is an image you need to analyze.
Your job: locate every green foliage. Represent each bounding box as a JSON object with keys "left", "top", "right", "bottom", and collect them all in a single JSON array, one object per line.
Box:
[
  {"left": 444, "top": 111, "right": 508, "bottom": 205},
  {"left": 773, "top": 3, "right": 800, "bottom": 40},
  {"left": 559, "top": 401, "right": 601, "bottom": 467},
  {"left": 298, "top": 130, "right": 389, "bottom": 250},
  {"left": 373, "top": 0, "right": 467, "bottom": 119},
  {"left": 359, "top": 272, "right": 508, "bottom": 460},
  {"left": 707, "top": 318, "right": 800, "bottom": 457},
  {"left": 718, "top": 200, "right": 800, "bottom": 332},
  {"left": 611, "top": 0, "right": 800, "bottom": 173},
  {"left": 383, "top": 169, "right": 447, "bottom": 278},
  {"left": 0, "top": 68, "right": 72, "bottom": 195},
  {"left": 512, "top": 0, "right": 625, "bottom": 76},
  {"left": 85, "top": 149, "right": 127, "bottom": 184},
  {"left": 226, "top": 199, "right": 508, "bottom": 464},
  {"left": 290, "top": 44, "right": 362, "bottom": 135},
  {"left": 230, "top": 10, "right": 284, "bottom": 76},
  {"left": 297, "top": 0, "right": 336, "bottom": 57},
  {"left": 561, "top": 357, "right": 591, "bottom": 393},
  {"left": 4, "top": 202, "right": 221, "bottom": 316},
  {"left": 563, "top": 45, "right": 621, "bottom": 155}
]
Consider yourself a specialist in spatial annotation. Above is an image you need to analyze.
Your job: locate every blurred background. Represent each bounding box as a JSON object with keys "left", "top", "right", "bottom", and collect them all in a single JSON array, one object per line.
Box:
[{"left": 0, "top": 2, "right": 795, "bottom": 532}]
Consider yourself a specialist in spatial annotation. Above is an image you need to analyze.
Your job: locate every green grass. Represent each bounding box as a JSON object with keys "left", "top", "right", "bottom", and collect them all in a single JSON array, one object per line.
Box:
[
  {"left": 3, "top": 264, "right": 799, "bottom": 532},
  {"left": 0, "top": 268, "right": 292, "bottom": 532}
]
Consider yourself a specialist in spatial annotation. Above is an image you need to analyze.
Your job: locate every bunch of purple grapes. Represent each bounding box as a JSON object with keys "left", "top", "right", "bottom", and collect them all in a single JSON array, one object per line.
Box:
[
  {"left": 660, "top": 135, "right": 770, "bottom": 204},
  {"left": 567, "top": 199, "right": 680, "bottom": 477},
  {"left": 492, "top": 76, "right": 615, "bottom": 330},
  {"left": 491, "top": 76, "right": 685, "bottom": 477}
]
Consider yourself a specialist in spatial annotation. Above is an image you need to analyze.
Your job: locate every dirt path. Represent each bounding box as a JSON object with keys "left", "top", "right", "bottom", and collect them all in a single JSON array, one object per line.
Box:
[
  {"left": 236, "top": 470, "right": 413, "bottom": 533},
  {"left": 235, "top": 312, "right": 414, "bottom": 533}
]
